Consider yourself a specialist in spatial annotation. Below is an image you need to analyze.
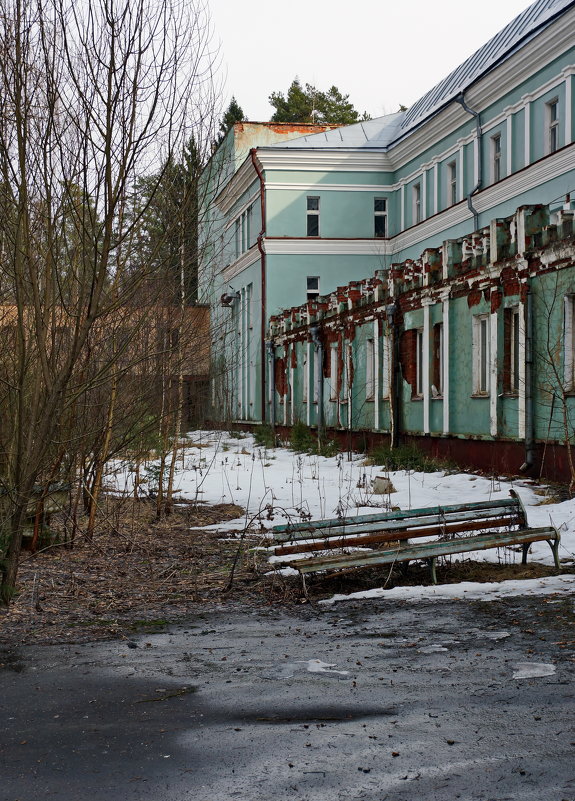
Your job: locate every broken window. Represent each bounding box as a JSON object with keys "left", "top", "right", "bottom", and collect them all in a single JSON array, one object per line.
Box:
[
  {"left": 374, "top": 197, "right": 387, "bottom": 237},
  {"left": 504, "top": 306, "right": 520, "bottom": 394},
  {"left": 366, "top": 338, "right": 375, "bottom": 400},
  {"left": 565, "top": 295, "right": 575, "bottom": 391},
  {"left": 432, "top": 322, "right": 443, "bottom": 397},
  {"left": 307, "top": 196, "right": 320, "bottom": 237},
  {"left": 472, "top": 314, "right": 490, "bottom": 395}
]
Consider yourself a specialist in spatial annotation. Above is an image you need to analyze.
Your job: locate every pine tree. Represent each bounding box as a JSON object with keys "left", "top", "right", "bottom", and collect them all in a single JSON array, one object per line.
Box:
[{"left": 269, "top": 79, "right": 369, "bottom": 125}]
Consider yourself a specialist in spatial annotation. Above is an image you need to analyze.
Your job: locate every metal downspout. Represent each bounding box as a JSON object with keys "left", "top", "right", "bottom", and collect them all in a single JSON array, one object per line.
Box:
[
  {"left": 310, "top": 325, "right": 324, "bottom": 441},
  {"left": 455, "top": 93, "right": 482, "bottom": 231},
  {"left": 251, "top": 148, "right": 267, "bottom": 423},
  {"left": 266, "top": 340, "right": 275, "bottom": 428},
  {"left": 520, "top": 287, "right": 534, "bottom": 472}
]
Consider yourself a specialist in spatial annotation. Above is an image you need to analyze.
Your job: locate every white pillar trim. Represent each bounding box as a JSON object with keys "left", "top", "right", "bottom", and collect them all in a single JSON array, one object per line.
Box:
[
  {"left": 441, "top": 292, "right": 450, "bottom": 435},
  {"left": 422, "top": 299, "right": 432, "bottom": 435},
  {"left": 518, "top": 300, "right": 527, "bottom": 440},
  {"left": 506, "top": 114, "right": 513, "bottom": 177},
  {"left": 524, "top": 100, "right": 531, "bottom": 167},
  {"left": 400, "top": 184, "right": 405, "bottom": 231},
  {"left": 433, "top": 162, "right": 439, "bottom": 215},
  {"left": 490, "top": 310, "right": 498, "bottom": 438},
  {"left": 565, "top": 74, "right": 573, "bottom": 146},
  {"left": 373, "top": 319, "right": 380, "bottom": 430}
]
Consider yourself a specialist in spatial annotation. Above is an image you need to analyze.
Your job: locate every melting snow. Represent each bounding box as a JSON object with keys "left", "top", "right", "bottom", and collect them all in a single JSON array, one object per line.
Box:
[{"left": 512, "top": 662, "right": 556, "bottom": 679}]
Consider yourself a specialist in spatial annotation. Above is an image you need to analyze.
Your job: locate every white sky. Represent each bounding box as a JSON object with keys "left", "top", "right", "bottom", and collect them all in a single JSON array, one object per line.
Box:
[{"left": 208, "top": 0, "right": 532, "bottom": 121}]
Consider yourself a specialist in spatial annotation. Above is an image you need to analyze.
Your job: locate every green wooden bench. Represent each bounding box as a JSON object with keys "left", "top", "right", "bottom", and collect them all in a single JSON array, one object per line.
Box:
[{"left": 271, "top": 491, "right": 560, "bottom": 585}]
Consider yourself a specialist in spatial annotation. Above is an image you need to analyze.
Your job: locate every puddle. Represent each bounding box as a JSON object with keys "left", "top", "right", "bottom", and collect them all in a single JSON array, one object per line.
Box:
[
  {"left": 261, "top": 658, "right": 350, "bottom": 680},
  {"left": 512, "top": 662, "right": 556, "bottom": 679}
]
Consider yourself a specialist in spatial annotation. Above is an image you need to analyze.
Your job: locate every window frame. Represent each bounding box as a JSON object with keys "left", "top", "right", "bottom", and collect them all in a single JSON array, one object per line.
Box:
[
  {"left": 412, "top": 183, "right": 421, "bottom": 225},
  {"left": 447, "top": 161, "right": 457, "bottom": 206},
  {"left": 491, "top": 133, "right": 502, "bottom": 183},
  {"left": 432, "top": 322, "right": 443, "bottom": 397},
  {"left": 547, "top": 98, "right": 559, "bottom": 155},
  {"left": 374, "top": 197, "right": 387, "bottom": 237},
  {"left": 306, "top": 275, "right": 320, "bottom": 302},
  {"left": 306, "top": 195, "right": 320, "bottom": 237},
  {"left": 472, "top": 314, "right": 490, "bottom": 396}
]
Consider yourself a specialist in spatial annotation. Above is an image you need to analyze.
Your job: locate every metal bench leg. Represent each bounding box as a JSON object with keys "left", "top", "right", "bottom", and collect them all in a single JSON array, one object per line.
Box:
[
  {"left": 429, "top": 557, "right": 437, "bottom": 585},
  {"left": 547, "top": 539, "right": 560, "bottom": 572},
  {"left": 521, "top": 543, "right": 530, "bottom": 565}
]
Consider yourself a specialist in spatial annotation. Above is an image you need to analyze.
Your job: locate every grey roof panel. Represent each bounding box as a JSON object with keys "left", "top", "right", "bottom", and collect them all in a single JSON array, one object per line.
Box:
[
  {"left": 268, "top": 112, "right": 405, "bottom": 150},
  {"left": 400, "top": 0, "right": 575, "bottom": 134}
]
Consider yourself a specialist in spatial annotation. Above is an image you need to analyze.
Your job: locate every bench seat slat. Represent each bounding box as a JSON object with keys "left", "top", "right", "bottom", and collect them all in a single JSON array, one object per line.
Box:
[
  {"left": 290, "top": 527, "right": 559, "bottom": 575},
  {"left": 272, "top": 497, "right": 522, "bottom": 538}
]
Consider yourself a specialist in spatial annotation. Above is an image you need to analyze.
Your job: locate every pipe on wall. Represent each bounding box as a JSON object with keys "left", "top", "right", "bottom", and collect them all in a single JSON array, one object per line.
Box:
[
  {"left": 250, "top": 148, "right": 267, "bottom": 423},
  {"left": 455, "top": 93, "right": 482, "bottom": 231},
  {"left": 520, "top": 286, "right": 534, "bottom": 472}
]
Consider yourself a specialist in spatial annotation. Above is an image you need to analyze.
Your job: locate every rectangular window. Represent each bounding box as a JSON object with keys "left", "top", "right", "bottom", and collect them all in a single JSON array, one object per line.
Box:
[
  {"left": 307, "top": 196, "right": 320, "bottom": 237},
  {"left": 329, "top": 343, "right": 338, "bottom": 400},
  {"left": 412, "top": 183, "right": 421, "bottom": 224},
  {"left": 565, "top": 295, "right": 575, "bottom": 390},
  {"left": 381, "top": 333, "right": 391, "bottom": 398},
  {"left": 306, "top": 276, "right": 320, "bottom": 301},
  {"left": 547, "top": 98, "right": 559, "bottom": 154},
  {"left": 491, "top": 134, "right": 502, "bottom": 183},
  {"left": 432, "top": 322, "right": 443, "bottom": 397},
  {"left": 416, "top": 329, "right": 424, "bottom": 397},
  {"left": 234, "top": 218, "right": 241, "bottom": 259},
  {"left": 504, "top": 307, "right": 520, "bottom": 394},
  {"left": 313, "top": 347, "right": 320, "bottom": 403},
  {"left": 374, "top": 197, "right": 387, "bottom": 237},
  {"left": 366, "top": 338, "right": 375, "bottom": 400},
  {"left": 473, "top": 315, "right": 490, "bottom": 395},
  {"left": 447, "top": 161, "right": 457, "bottom": 206}
]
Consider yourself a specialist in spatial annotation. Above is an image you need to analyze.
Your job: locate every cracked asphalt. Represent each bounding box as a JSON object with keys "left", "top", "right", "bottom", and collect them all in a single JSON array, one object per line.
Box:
[{"left": 1, "top": 594, "right": 574, "bottom": 801}]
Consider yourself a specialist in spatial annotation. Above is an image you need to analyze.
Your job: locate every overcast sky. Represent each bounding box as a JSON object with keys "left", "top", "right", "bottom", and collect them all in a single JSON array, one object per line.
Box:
[{"left": 209, "top": 0, "right": 532, "bottom": 121}]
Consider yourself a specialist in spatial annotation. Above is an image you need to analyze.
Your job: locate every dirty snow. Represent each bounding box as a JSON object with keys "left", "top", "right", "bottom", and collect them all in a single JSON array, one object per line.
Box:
[
  {"left": 512, "top": 662, "right": 557, "bottom": 679},
  {"left": 109, "top": 430, "right": 575, "bottom": 602}
]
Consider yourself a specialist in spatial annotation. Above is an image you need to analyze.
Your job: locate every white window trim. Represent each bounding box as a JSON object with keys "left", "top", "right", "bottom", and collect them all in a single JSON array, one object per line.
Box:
[
  {"left": 491, "top": 133, "right": 502, "bottom": 183},
  {"left": 472, "top": 314, "right": 490, "bottom": 396},
  {"left": 306, "top": 196, "right": 320, "bottom": 237},
  {"left": 374, "top": 197, "right": 387, "bottom": 237},
  {"left": 546, "top": 97, "right": 559, "bottom": 155},
  {"left": 447, "top": 161, "right": 457, "bottom": 207},
  {"left": 412, "top": 183, "right": 421, "bottom": 225}
]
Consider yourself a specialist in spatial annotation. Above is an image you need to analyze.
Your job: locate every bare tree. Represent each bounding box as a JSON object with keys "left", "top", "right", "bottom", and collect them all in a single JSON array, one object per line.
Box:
[{"left": 0, "top": 0, "right": 218, "bottom": 604}]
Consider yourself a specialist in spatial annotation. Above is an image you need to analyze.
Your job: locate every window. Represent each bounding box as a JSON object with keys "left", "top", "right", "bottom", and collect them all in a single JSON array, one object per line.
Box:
[
  {"left": 472, "top": 315, "right": 490, "bottom": 395},
  {"left": 374, "top": 197, "right": 387, "bottom": 237},
  {"left": 565, "top": 295, "right": 575, "bottom": 391},
  {"left": 233, "top": 204, "right": 253, "bottom": 259},
  {"left": 432, "top": 322, "right": 443, "bottom": 397},
  {"left": 491, "top": 134, "right": 502, "bottom": 183},
  {"left": 447, "top": 161, "right": 457, "bottom": 206},
  {"left": 547, "top": 98, "right": 559, "bottom": 154},
  {"left": 366, "top": 338, "right": 375, "bottom": 400},
  {"left": 329, "top": 343, "right": 338, "bottom": 400},
  {"left": 415, "top": 329, "right": 424, "bottom": 397},
  {"left": 307, "top": 276, "right": 320, "bottom": 301},
  {"left": 504, "top": 307, "right": 520, "bottom": 394},
  {"left": 307, "top": 196, "right": 320, "bottom": 236},
  {"left": 413, "top": 183, "right": 421, "bottom": 224}
]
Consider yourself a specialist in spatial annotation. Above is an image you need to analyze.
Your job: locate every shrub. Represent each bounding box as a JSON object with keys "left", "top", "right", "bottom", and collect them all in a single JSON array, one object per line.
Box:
[
  {"left": 370, "top": 443, "right": 440, "bottom": 473},
  {"left": 290, "top": 421, "right": 317, "bottom": 453},
  {"left": 253, "top": 424, "right": 277, "bottom": 448}
]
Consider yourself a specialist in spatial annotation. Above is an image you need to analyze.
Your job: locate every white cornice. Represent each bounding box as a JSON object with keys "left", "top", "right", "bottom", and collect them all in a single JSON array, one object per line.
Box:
[
  {"left": 256, "top": 150, "right": 393, "bottom": 173},
  {"left": 223, "top": 190, "right": 260, "bottom": 230},
  {"left": 262, "top": 238, "right": 389, "bottom": 256},
  {"left": 216, "top": 157, "right": 259, "bottom": 214},
  {"left": 222, "top": 246, "right": 260, "bottom": 282},
  {"left": 266, "top": 182, "right": 394, "bottom": 193}
]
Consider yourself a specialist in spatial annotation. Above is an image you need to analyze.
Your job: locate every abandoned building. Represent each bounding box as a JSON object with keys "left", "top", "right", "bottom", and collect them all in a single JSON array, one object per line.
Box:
[{"left": 200, "top": 0, "right": 575, "bottom": 480}]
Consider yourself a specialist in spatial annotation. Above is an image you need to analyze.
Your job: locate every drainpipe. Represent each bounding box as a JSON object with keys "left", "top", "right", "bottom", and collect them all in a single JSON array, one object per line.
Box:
[
  {"left": 251, "top": 148, "right": 267, "bottom": 423},
  {"left": 455, "top": 93, "right": 482, "bottom": 231},
  {"left": 520, "top": 286, "right": 534, "bottom": 472},
  {"left": 386, "top": 302, "right": 400, "bottom": 449},
  {"left": 266, "top": 340, "right": 276, "bottom": 428},
  {"left": 310, "top": 324, "right": 324, "bottom": 441}
]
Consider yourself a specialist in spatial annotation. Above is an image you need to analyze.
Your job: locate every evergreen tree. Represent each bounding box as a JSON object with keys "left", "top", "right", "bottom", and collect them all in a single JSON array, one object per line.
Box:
[
  {"left": 269, "top": 79, "right": 369, "bottom": 125},
  {"left": 216, "top": 96, "right": 245, "bottom": 144}
]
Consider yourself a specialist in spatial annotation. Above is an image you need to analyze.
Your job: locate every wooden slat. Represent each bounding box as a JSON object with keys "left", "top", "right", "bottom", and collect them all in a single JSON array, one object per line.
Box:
[
  {"left": 273, "top": 516, "right": 518, "bottom": 556},
  {"left": 272, "top": 496, "right": 520, "bottom": 538},
  {"left": 291, "top": 527, "right": 559, "bottom": 575}
]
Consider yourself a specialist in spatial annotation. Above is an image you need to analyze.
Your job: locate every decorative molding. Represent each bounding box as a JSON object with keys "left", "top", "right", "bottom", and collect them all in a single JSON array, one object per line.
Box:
[
  {"left": 256, "top": 150, "right": 393, "bottom": 173},
  {"left": 266, "top": 182, "right": 394, "bottom": 193},
  {"left": 216, "top": 157, "right": 259, "bottom": 215},
  {"left": 221, "top": 246, "right": 260, "bottom": 282},
  {"left": 262, "top": 238, "right": 388, "bottom": 256}
]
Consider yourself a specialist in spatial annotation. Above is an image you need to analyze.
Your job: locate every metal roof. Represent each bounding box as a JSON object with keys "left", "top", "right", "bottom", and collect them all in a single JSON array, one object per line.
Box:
[
  {"left": 264, "top": 0, "right": 575, "bottom": 153},
  {"left": 400, "top": 0, "right": 575, "bottom": 136}
]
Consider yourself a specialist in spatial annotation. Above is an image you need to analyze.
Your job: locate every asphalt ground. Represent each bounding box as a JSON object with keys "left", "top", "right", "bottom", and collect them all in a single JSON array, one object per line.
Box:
[{"left": 1, "top": 594, "right": 574, "bottom": 801}]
